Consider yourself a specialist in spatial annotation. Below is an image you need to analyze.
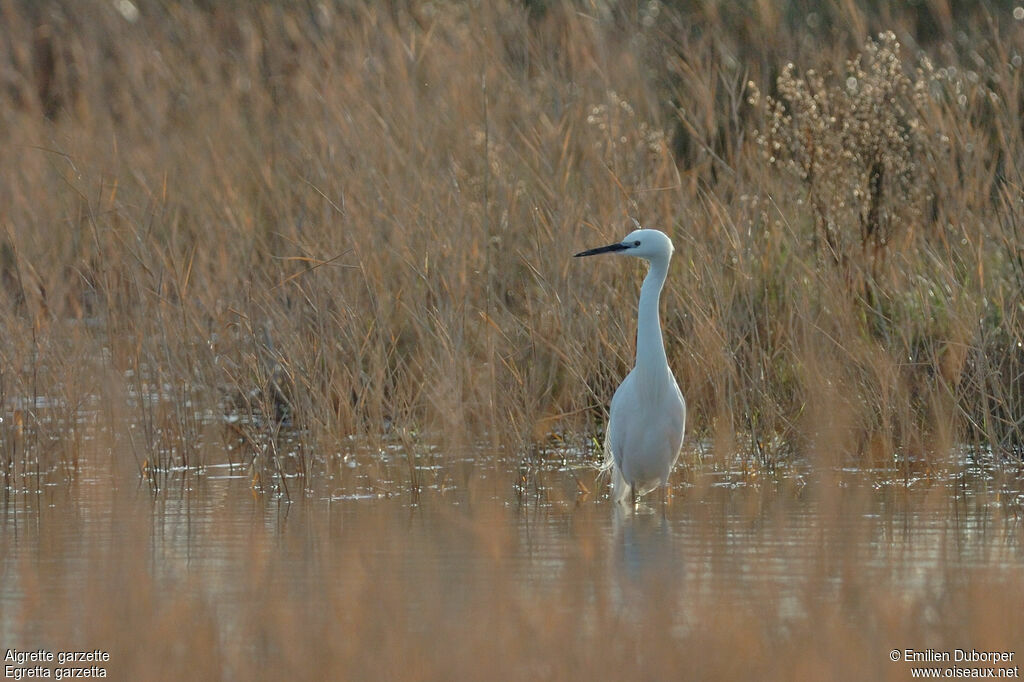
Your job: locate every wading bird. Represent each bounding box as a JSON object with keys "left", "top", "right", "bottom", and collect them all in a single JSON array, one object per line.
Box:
[{"left": 575, "top": 225, "right": 686, "bottom": 505}]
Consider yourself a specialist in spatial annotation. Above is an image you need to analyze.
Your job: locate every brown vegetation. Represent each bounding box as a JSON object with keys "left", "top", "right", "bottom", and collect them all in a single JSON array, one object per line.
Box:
[
  {"left": 2, "top": 4, "right": 1024, "bottom": 678},
  {"left": 0, "top": 1, "right": 1022, "bottom": 490}
]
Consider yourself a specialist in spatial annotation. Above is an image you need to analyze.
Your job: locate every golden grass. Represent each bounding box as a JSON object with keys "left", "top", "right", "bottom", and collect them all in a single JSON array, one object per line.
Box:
[
  {"left": 3, "top": 7, "right": 1024, "bottom": 679},
  {"left": 0, "top": 1, "right": 1022, "bottom": 485}
]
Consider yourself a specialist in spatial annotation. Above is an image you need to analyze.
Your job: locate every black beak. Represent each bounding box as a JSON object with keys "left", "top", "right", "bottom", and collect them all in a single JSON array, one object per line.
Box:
[{"left": 574, "top": 242, "right": 630, "bottom": 258}]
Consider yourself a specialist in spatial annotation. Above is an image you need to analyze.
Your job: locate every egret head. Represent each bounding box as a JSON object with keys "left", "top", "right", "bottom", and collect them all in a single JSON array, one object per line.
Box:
[{"left": 574, "top": 226, "right": 674, "bottom": 262}]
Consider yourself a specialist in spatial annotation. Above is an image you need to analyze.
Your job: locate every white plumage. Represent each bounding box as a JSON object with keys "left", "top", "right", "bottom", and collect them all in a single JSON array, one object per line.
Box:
[{"left": 575, "top": 227, "right": 686, "bottom": 504}]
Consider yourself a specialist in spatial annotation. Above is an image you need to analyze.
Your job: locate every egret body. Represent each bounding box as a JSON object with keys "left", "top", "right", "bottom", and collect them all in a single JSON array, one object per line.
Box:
[{"left": 575, "top": 227, "right": 686, "bottom": 505}]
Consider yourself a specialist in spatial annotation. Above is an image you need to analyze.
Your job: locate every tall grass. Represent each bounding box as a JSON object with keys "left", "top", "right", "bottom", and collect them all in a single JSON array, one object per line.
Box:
[{"left": 0, "top": 1, "right": 1022, "bottom": 487}]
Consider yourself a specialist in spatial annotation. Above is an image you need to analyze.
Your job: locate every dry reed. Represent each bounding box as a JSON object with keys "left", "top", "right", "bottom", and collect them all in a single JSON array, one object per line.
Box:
[{"left": 0, "top": 1, "right": 1022, "bottom": 489}]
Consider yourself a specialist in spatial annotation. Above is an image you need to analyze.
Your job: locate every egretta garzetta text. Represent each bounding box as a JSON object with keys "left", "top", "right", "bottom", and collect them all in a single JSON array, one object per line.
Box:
[{"left": 575, "top": 226, "right": 686, "bottom": 505}]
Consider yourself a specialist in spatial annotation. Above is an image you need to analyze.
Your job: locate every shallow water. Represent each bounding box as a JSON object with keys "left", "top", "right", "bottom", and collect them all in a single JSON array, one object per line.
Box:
[{"left": 2, "top": 454, "right": 1023, "bottom": 680}]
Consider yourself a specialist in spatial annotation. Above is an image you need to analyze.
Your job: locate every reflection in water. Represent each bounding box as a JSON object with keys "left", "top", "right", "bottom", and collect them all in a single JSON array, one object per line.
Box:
[
  {"left": 1, "top": 461, "right": 1023, "bottom": 679},
  {"left": 612, "top": 505, "right": 675, "bottom": 586}
]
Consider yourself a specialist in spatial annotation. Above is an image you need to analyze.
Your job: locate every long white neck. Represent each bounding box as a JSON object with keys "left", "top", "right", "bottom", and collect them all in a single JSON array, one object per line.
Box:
[{"left": 635, "top": 256, "right": 670, "bottom": 378}]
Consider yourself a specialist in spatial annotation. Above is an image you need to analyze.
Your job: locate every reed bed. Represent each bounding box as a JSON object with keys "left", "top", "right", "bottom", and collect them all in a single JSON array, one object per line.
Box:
[{"left": 0, "top": 1, "right": 1023, "bottom": 487}]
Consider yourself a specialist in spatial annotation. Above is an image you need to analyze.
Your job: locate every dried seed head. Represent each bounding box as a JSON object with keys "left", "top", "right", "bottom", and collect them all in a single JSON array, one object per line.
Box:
[{"left": 750, "top": 31, "right": 944, "bottom": 260}]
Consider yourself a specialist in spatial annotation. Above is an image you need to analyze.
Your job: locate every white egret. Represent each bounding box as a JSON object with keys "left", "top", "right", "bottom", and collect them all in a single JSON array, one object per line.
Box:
[{"left": 575, "top": 226, "right": 686, "bottom": 505}]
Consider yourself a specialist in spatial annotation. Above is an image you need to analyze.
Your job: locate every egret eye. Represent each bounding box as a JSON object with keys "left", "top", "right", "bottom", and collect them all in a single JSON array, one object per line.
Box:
[{"left": 633, "top": 240, "right": 641, "bottom": 247}]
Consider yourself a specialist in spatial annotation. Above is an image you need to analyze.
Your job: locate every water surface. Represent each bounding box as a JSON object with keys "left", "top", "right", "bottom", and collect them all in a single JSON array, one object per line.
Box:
[{"left": 2, "top": 454, "right": 1023, "bottom": 680}]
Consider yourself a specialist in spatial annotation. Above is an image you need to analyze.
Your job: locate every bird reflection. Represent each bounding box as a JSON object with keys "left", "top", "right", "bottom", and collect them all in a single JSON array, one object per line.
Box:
[{"left": 611, "top": 504, "right": 678, "bottom": 588}]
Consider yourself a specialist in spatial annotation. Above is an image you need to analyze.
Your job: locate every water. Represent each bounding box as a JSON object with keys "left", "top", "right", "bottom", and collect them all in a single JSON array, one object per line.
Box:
[{"left": 2, "top": 455, "right": 1023, "bottom": 680}]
